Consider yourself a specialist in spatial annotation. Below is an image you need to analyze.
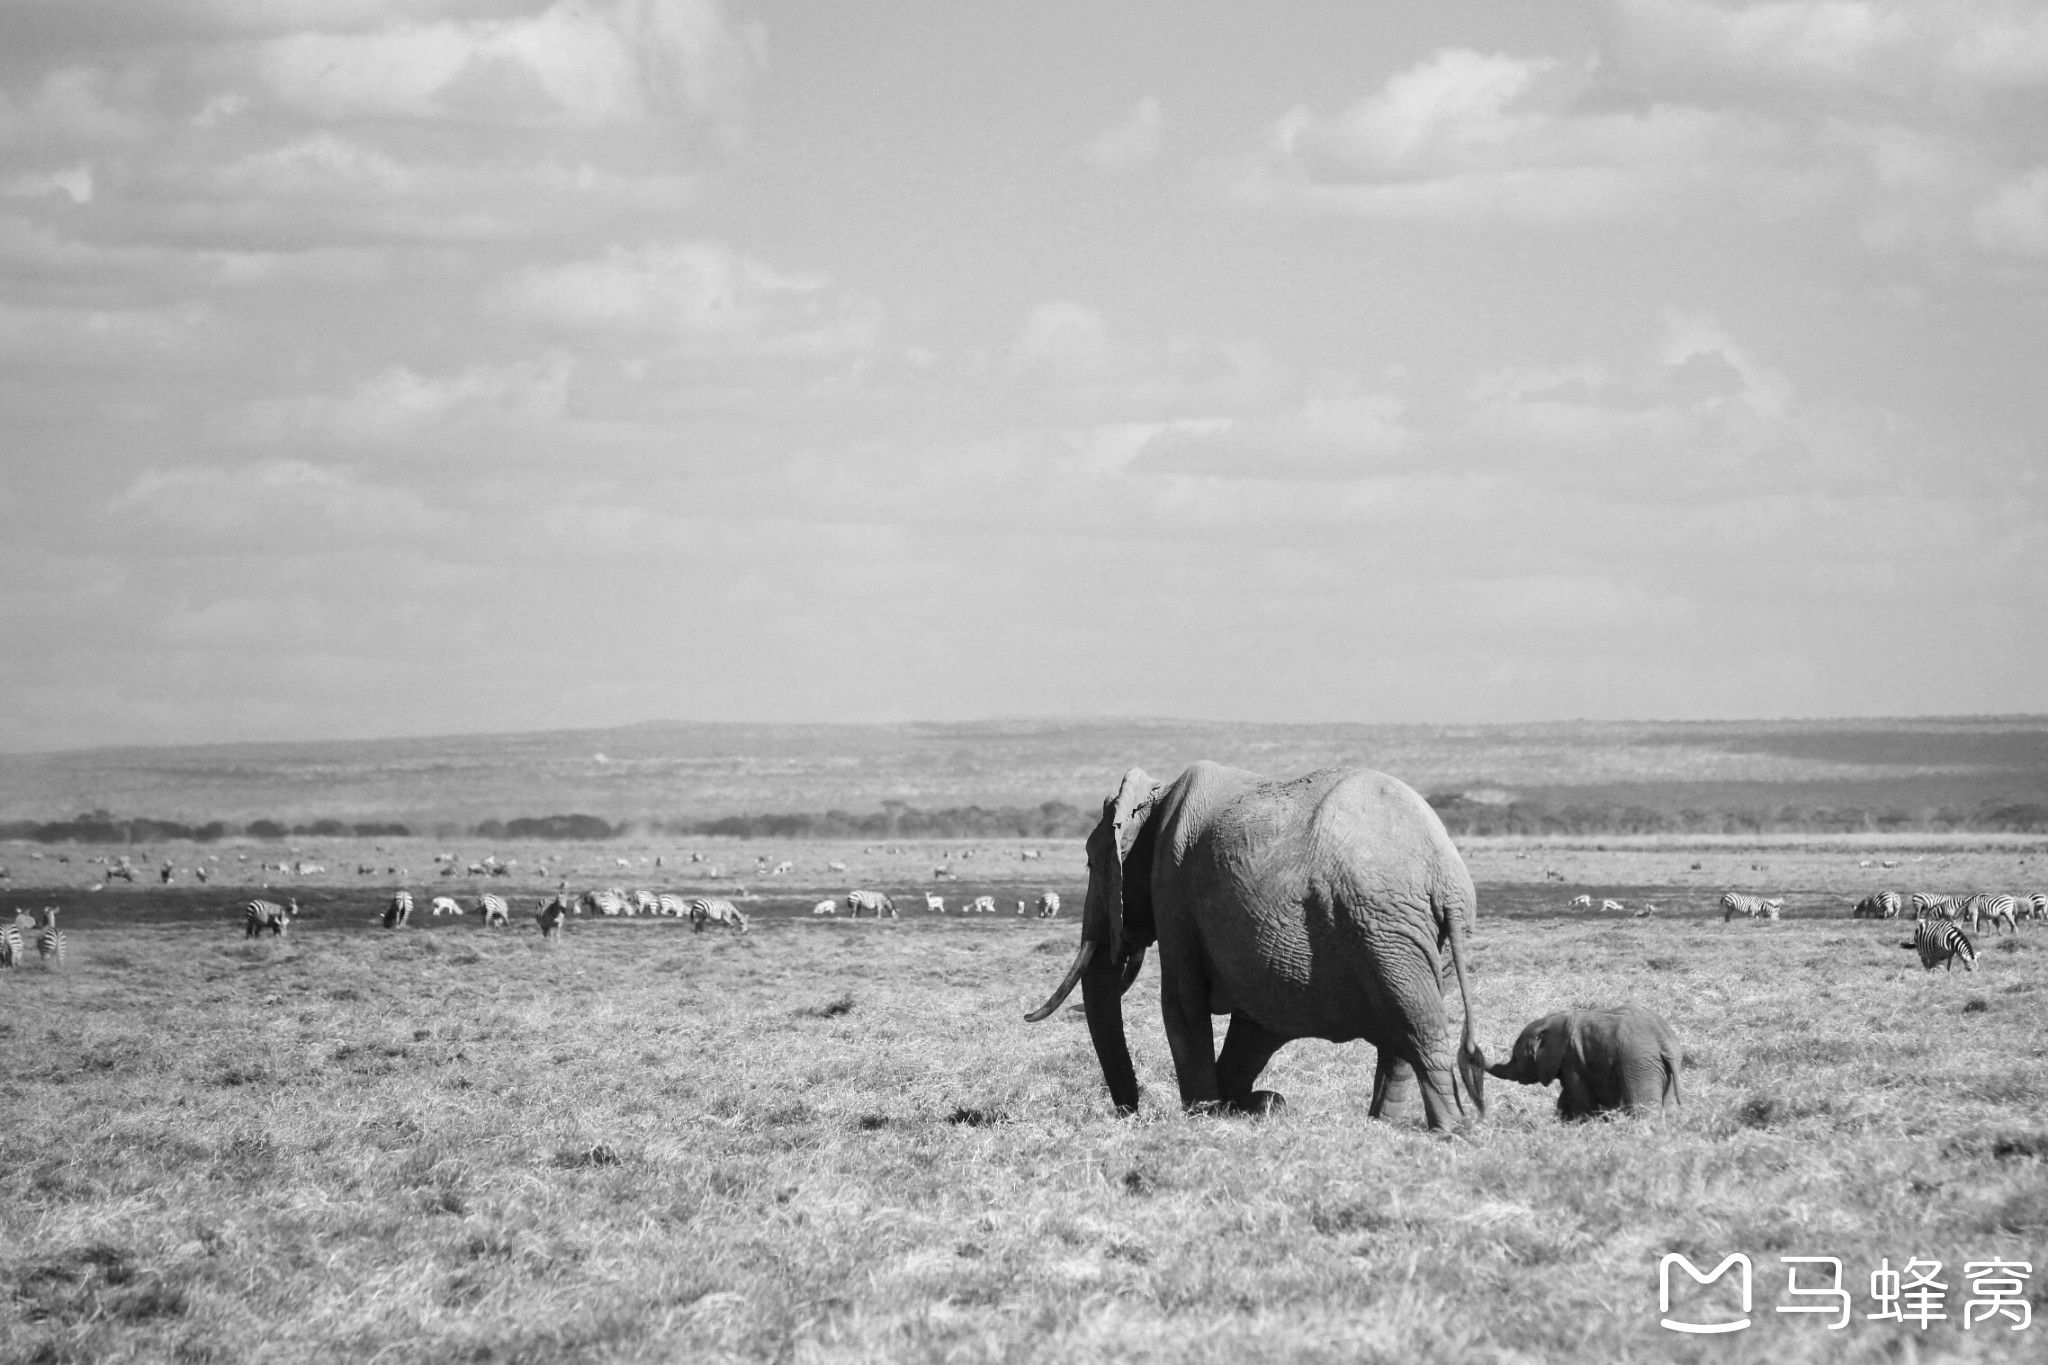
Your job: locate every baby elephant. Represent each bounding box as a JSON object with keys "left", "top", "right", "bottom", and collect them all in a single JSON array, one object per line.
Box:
[{"left": 1487, "top": 1005, "right": 1683, "bottom": 1120}]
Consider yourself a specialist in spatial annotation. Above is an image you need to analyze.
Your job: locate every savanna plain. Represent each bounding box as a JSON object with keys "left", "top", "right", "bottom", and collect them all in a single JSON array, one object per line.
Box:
[{"left": 4, "top": 837, "right": 2046, "bottom": 1364}]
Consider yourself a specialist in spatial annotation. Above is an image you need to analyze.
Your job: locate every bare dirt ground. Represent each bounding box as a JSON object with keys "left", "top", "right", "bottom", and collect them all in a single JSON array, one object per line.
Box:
[{"left": 3, "top": 836, "right": 2044, "bottom": 1362}]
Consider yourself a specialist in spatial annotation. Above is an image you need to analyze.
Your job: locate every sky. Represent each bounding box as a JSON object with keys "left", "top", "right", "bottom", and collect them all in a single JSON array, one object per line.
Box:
[{"left": 3, "top": 0, "right": 2047, "bottom": 752}]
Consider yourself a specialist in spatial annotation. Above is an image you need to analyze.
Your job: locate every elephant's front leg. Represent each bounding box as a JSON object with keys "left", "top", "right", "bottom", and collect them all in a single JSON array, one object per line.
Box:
[
  {"left": 1369, "top": 1052, "right": 1419, "bottom": 1122},
  {"left": 1159, "top": 969, "right": 1221, "bottom": 1110}
]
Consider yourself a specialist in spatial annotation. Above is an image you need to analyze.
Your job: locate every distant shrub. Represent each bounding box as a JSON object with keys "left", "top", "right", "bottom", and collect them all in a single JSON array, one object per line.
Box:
[
  {"left": 497, "top": 814, "right": 617, "bottom": 840},
  {"left": 246, "top": 820, "right": 288, "bottom": 840}
]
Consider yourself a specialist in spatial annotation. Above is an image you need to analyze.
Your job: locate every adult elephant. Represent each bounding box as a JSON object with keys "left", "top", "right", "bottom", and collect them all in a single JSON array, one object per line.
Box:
[{"left": 1025, "top": 763, "right": 1486, "bottom": 1130}]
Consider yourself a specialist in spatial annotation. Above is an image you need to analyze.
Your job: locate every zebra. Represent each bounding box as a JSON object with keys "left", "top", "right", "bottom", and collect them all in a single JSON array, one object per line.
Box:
[
  {"left": 1, "top": 909, "right": 30, "bottom": 967},
  {"left": 811, "top": 898, "right": 838, "bottom": 916},
  {"left": 2030, "top": 893, "right": 2048, "bottom": 922},
  {"left": 430, "top": 896, "right": 463, "bottom": 917},
  {"left": 579, "top": 889, "right": 628, "bottom": 917},
  {"left": 845, "top": 890, "right": 896, "bottom": 920},
  {"left": 966, "top": 895, "right": 996, "bottom": 915},
  {"left": 632, "top": 889, "right": 660, "bottom": 916},
  {"left": 383, "top": 890, "right": 414, "bottom": 930},
  {"left": 1853, "top": 891, "right": 1902, "bottom": 919},
  {"left": 536, "top": 894, "right": 571, "bottom": 941},
  {"left": 656, "top": 893, "right": 689, "bottom": 917},
  {"left": 478, "top": 894, "right": 511, "bottom": 927},
  {"left": 243, "top": 898, "right": 294, "bottom": 938},
  {"left": 1910, "top": 893, "right": 1959, "bottom": 921},
  {"left": 1722, "top": 892, "right": 1783, "bottom": 922},
  {"left": 1568, "top": 894, "right": 1592, "bottom": 909},
  {"left": 1904, "top": 918, "right": 1976, "bottom": 972},
  {"left": 925, "top": 893, "right": 946, "bottom": 914},
  {"left": 688, "top": 897, "right": 748, "bottom": 933},
  {"left": 1985, "top": 894, "right": 2020, "bottom": 935},
  {"left": 1600, "top": 898, "right": 1625, "bottom": 914},
  {"left": 1036, "top": 892, "right": 1061, "bottom": 918},
  {"left": 34, "top": 907, "right": 65, "bottom": 967}
]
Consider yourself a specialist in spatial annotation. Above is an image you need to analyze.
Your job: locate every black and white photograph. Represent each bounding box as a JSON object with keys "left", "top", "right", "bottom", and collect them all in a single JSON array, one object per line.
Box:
[{"left": 2, "top": 1, "right": 2044, "bottom": 1360}]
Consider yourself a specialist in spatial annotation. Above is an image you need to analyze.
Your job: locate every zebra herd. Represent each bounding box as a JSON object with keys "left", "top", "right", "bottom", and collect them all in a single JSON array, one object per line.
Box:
[
  {"left": 1, "top": 908, "right": 63, "bottom": 968},
  {"left": 1849, "top": 889, "right": 2043, "bottom": 932}
]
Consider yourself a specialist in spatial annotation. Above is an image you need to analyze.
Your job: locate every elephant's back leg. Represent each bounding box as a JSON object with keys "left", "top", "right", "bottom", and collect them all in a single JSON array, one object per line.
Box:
[{"left": 1215, "top": 1012, "right": 1290, "bottom": 1111}]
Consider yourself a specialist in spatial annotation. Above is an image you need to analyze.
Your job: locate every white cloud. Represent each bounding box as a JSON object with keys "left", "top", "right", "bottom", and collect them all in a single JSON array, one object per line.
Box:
[
  {"left": 239, "top": 353, "right": 575, "bottom": 444},
  {"left": 1972, "top": 165, "right": 2048, "bottom": 255},
  {"left": 493, "top": 241, "right": 880, "bottom": 356},
  {"left": 1083, "top": 96, "right": 1163, "bottom": 170},
  {"left": 110, "top": 459, "right": 446, "bottom": 538},
  {"left": 1241, "top": 47, "right": 1793, "bottom": 224}
]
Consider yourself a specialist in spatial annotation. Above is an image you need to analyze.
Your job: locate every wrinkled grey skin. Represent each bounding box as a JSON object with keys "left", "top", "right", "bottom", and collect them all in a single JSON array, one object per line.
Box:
[
  {"left": 1487, "top": 1005, "right": 1682, "bottom": 1120},
  {"left": 1027, "top": 763, "right": 1486, "bottom": 1130}
]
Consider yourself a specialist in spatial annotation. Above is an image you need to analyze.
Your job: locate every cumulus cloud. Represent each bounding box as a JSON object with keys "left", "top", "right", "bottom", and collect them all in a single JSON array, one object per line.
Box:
[
  {"left": 492, "top": 241, "right": 881, "bottom": 356},
  {"left": 238, "top": 353, "right": 575, "bottom": 444},
  {"left": 1239, "top": 47, "right": 1794, "bottom": 224},
  {"left": 110, "top": 458, "right": 446, "bottom": 537},
  {"left": 1083, "top": 96, "right": 1163, "bottom": 170}
]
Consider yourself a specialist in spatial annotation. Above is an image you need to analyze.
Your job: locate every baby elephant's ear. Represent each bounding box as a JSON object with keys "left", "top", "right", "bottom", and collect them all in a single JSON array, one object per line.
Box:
[{"left": 1532, "top": 1018, "right": 1570, "bottom": 1085}]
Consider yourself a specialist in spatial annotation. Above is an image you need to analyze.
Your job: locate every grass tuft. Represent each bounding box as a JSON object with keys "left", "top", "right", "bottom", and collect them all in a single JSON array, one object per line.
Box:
[
  {"left": 1963, "top": 995, "right": 1989, "bottom": 1013},
  {"left": 801, "top": 992, "right": 855, "bottom": 1017}
]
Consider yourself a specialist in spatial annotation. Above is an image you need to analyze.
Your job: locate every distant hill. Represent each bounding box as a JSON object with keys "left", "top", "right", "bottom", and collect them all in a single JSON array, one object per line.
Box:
[{"left": 2, "top": 716, "right": 2047, "bottom": 837}]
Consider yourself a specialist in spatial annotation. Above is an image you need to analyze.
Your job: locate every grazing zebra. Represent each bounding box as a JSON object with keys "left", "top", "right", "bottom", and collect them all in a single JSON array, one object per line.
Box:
[
  {"left": 1910, "top": 893, "right": 1959, "bottom": 921},
  {"left": 632, "top": 889, "right": 660, "bottom": 916},
  {"left": 2, "top": 909, "right": 31, "bottom": 967},
  {"left": 383, "top": 890, "right": 414, "bottom": 930},
  {"left": 1985, "top": 894, "right": 2020, "bottom": 935},
  {"left": 478, "top": 894, "right": 510, "bottom": 927},
  {"left": 1853, "top": 891, "right": 1903, "bottom": 920},
  {"left": 845, "top": 890, "right": 896, "bottom": 920},
  {"left": 811, "top": 898, "right": 838, "bottom": 916},
  {"left": 536, "top": 894, "right": 571, "bottom": 941},
  {"left": 1600, "top": 898, "right": 1625, "bottom": 914},
  {"left": 34, "top": 907, "right": 65, "bottom": 967},
  {"left": 1568, "top": 894, "right": 1592, "bottom": 909},
  {"left": 579, "top": 888, "right": 628, "bottom": 917},
  {"left": 1037, "top": 892, "right": 1061, "bottom": 918},
  {"left": 243, "top": 898, "right": 294, "bottom": 938},
  {"left": 430, "top": 896, "right": 463, "bottom": 917},
  {"left": 655, "top": 893, "right": 688, "bottom": 917},
  {"left": 966, "top": 895, "right": 996, "bottom": 915},
  {"left": 2030, "top": 893, "right": 2048, "bottom": 922},
  {"left": 1722, "top": 892, "right": 1784, "bottom": 922},
  {"left": 688, "top": 897, "right": 748, "bottom": 933},
  {"left": 1904, "top": 918, "right": 1976, "bottom": 972}
]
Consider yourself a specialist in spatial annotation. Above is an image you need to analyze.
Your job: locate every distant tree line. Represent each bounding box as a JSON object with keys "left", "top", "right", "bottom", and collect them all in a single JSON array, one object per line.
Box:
[{"left": 7, "top": 797, "right": 2048, "bottom": 844}]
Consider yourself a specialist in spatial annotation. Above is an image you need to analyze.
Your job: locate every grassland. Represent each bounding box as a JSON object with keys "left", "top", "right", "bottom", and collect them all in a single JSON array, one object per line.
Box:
[{"left": 3, "top": 838, "right": 2045, "bottom": 1363}]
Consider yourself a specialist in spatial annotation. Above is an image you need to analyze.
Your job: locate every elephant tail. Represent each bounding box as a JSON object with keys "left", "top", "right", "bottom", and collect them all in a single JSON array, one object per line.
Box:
[
  {"left": 1664, "top": 1049, "right": 1683, "bottom": 1108},
  {"left": 1443, "top": 896, "right": 1486, "bottom": 1120}
]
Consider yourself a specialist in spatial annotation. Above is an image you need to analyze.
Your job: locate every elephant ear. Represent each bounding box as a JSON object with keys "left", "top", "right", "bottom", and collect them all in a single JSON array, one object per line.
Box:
[
  {"left": 1532, "top": 1016, "right": 1570, "bottom": 1086},
  {"left": 1100, "top": 767, "right": 1160, "bottom": 961}
]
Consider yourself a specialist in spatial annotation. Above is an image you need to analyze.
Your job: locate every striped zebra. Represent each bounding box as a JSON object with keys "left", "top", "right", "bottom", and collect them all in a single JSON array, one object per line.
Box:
[
  {"left": 579, "top": 888, "right": 628, "bottom": 917},
  {"left": 1722, "top": 892, "right": 1784, "bottom": 922},
  {"left": 32, "top": 907, "right": 65, "bottom": 967},
  {"left": 1852, "top": 891, "right": 1902, "bottom": 920},
  {"left": 243, "top": 898, "right": 294, "bottom": 938},
  {"left": 811, "top": 898, "right": 838, "bottom": 916},
  {"left": 1036, "top": 892, "right": 1061, "bottom": 918},
  {"left": 430, "top": 896, "right": 463, "bottom": 917},
  {"left": 383, "top": 890, "right": 414, "bottom": 930},
  {"left": 1984, "top": 894, "right": 2020, "bottom": 935},
  {"left": 536, "top": 894, "right": 571, "bottom": 941},
  {"left": 688, "top": 897, "right": 748, "bottom": 933},
  {"left": 845, "top": 890, "right": 896, "bottom": 920},
  {"left": 966, "top": 895, "right": 996, "bottom": 915},
  {"left": 2030, "top": 893, "right": 2048, "bottom": 922},
  {"left": 657, "top": 893, "right": 690, "bottom": 917},
  {"left": 632, "top": 889, "right": 659, "bottom": 916},
  {"left": 1910, "top": 893, "right": 1959, "bottom": 921},
  {"left": 478, "top": 894, "right": 510, "bottom": 927},
  {"left": 1904, "top": 918, "right": 1976, "bottom": 972},
  {"left": 1, "top": 909, "right": 30, "bottom": 967}
]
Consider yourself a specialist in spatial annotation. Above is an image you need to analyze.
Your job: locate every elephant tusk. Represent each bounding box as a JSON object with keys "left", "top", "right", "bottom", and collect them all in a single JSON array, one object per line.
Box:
[{"left": 1024, "top": 940, "right": 1096, "bottom": 1022}]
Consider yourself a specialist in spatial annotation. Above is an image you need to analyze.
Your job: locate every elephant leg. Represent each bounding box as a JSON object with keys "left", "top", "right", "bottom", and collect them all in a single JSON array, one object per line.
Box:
[
  {"left": 1215, "top": 1012, "right": 1289, "bottom": 1115},
  {"left": 1159, "top": 969, "right": 1220, "bottom": 1110},
  {"left": 1369, "top": 1052, "right": 1419, "bottom": 1122}
]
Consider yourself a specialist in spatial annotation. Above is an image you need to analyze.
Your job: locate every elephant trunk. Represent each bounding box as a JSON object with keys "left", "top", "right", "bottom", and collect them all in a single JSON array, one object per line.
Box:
[{"left": 1081, "top": 943, "right": 1140, "bottom": 1114}]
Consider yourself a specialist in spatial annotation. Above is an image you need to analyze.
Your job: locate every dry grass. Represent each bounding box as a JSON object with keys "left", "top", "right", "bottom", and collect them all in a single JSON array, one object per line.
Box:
[{"left": 2, "top": 862, "right": 2045, "bottom": 1363}]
